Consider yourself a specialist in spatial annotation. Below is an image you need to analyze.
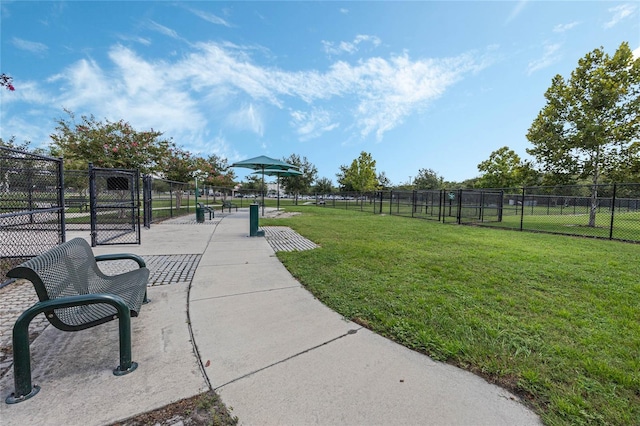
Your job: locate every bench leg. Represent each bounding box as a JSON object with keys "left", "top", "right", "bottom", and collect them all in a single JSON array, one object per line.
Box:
[
  {"left": 6, "top": 295, "right": 137, "bottom": 404},
  {"left": 113, "top": 309, "right": 137, "bottom": 376},
  {"left": 6, "top": 307, "right": 41, "bottom": 403}
]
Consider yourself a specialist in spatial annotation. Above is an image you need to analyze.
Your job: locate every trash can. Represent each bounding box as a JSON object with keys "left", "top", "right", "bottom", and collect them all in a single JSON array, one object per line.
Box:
[
  {"left": 249, "top": 204, "right": 259, "bottom": 236},
  {"left": 196, "top": 206, "right": 205, "bottom": 223}
]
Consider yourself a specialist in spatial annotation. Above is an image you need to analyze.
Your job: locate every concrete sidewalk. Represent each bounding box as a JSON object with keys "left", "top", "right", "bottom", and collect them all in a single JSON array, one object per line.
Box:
[{"left": 0, "top": 208, "right": 541, "bottom": 425}]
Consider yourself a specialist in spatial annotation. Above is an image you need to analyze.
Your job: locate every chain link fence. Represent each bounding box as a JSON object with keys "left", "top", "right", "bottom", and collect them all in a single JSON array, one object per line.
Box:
[
  {"left": 1, "top": 147, "right": 64, "bottom": 281},
  {"left": 144, "top": 177, "right": 193, "bottom": 224},
  {"left": 316, "top": 184, "right": 640, "bottom": 243}
]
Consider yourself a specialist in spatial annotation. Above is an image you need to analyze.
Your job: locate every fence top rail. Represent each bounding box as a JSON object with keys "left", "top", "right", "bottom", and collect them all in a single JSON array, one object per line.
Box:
[{"left": 0, "top": 146, "right": 61, "bottom": 162}]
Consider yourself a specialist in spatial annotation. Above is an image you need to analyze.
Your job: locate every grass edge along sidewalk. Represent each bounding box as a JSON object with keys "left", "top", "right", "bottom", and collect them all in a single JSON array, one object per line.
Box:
[{"left": 262, "top": 206, "right": 639, "bottom": 426}]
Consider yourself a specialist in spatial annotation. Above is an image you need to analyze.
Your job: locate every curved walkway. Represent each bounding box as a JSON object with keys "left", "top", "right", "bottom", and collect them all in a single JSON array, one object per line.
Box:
[
  {"left": 0, "top": 208, "right": 541, "bottom": 425},
  {"left": 190, "top": 210, "right": 540, "bottom": 425}
]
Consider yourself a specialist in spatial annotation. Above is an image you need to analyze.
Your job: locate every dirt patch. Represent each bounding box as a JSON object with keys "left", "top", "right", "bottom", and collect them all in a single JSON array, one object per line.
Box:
[
  {"left": 262, "top": 210, "right": 301, "bottom": 219},
  {"left": 109, "top": 390, "right": 238, "bottom": 426}
]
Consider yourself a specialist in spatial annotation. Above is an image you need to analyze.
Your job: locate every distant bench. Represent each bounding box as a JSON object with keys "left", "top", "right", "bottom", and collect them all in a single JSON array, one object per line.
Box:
[
  {"left": 5, "top": 238, "right": 149, "bottom": 403},
  {"left": 64, "top": 196, "right": 89, "bottom": 212},
  {"left": 198, "top": 202, "right": 215, "bottom": 220},
  {"left": 221, "top": 200, "right": 238, "bottom": 212}
]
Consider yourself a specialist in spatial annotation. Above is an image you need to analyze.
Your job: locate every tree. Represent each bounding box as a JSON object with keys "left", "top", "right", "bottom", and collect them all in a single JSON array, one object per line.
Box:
[
  {"left": 280, "top": 154, "right": 317, "bottom": 204},
  {"left": 377, "top": 171, "right": 391, "bottom": 190},
  {"left": 242, "top": 175, "right": 265, "bottom": 195},
  {"left": 526, "top": 42, "right": 640, "bottom": 226},
  {"left": 1, "top": 74, "right": 15, "bottom": 91},
  {"left": 339, "top": 152, "right": 378, "bottom": 193},
  {"left": 159, "top": 146, "right": 196, "bottom": 209},
  {"left": 477, "top": 147, "right": 526, "bottom": 189},
  {"left": 336, "top": 164, "right": 354, "bottom": 192},
  {"left": 314, "top": 177, "right": 334, "bottom": 194},
  {"left": 0, "top": 136, "right": 32, "bottom": 151},
  {"left": 205, "top": 154, "right": 236, "bottom": 188},
  {"left": 413, "top": 168, "right": 444, "bottom": 190},
  {"left": 602, "top": 141, "right": 640, "bottom": 184},
  {"left": 50, "top": 110, "right": 172, "bottom": 173}
]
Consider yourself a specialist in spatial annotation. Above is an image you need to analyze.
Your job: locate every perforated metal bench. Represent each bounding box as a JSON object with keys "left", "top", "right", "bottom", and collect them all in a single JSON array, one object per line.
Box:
[
  {"left": 221, "top": 200, "right": 238, "bottom": 212},
  {"left": 5, "top": 238, "right": 150, "bottom": 404},
  {"left": 197, "top": 202, "right": 215, "bottom": 220}
]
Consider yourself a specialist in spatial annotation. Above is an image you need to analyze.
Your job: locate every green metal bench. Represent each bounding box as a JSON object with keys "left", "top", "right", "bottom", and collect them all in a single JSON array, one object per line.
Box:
[
  {"left": 5, "top": 238, "right": 150, "bottom": 404},
  {"left": 64, "top": 196, "right": 89, "bottom": 212},
  {"left": 221, "top": 200, "right": 238, "bottom": 212},
  {"left": 197, "top": 202, "right": 214, "bottom": 220}
]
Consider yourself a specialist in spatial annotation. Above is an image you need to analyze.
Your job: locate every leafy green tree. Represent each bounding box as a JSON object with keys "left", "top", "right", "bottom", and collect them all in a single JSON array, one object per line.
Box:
[
  {"left": 377, "top": 171, "right": 391, "bottom": 190},
  {"left": 336, "top": 164, "right": 354, "bottom": 192},
  {"left": 1, "top": 136, "right": 32, "bottom": 151},
  {"left": 280, "top": 154, "right": 317, "bottom": 204},
  {"left": 314, "top": 177, "right": 334, "bottom": 194},
  {"left": 204, "top": 154, "right": 236, "bottom": 189},
  {"left": 602, "top": 142, "right": 640, "bottom": 184},
  {"left": 413, "top": 168, "right": 444, "bottom": 190},
  {"left": 477, "top": 147, "right": 526, "bottom": 189},
  {"left": 1, "top": 73, "right": 15, "bottom": 91},
  {"left": 160, "top": 146, "right": 196, "bottom": 208},
  {"left": 526, "top": 42, "right": 640, "bottom": 226},
  {"left": 50, "top": 110, "right": 172, "bottom": 173},
  {"left": 339, "top": 152, "right": 378, "bottom": 193},
  {"left": 241, "top": 175, "right": 265, "bottom": 195}
]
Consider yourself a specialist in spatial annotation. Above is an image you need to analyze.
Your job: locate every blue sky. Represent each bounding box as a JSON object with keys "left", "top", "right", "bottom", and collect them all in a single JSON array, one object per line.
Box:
[{"left": 1, "top": 1, "right": 638, "bottom": 185}]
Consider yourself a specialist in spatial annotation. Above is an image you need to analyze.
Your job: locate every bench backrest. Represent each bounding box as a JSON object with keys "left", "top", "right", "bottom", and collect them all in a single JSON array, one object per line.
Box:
[
  {"left": 8, "top": 238, "right": 103, "bottom": 302},
  {"left": 223, "top": 201, "right": 232, "bottom": 206}
]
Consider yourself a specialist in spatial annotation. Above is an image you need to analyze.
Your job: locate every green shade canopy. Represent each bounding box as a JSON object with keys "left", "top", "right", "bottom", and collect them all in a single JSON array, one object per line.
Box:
[
  {"left": 231, "top": 156, "right": 295, "bottom": 171},
  {"left": 252, "top": 168, "right": 303, "bottom": 211},
  {"left": 256, "top": 168, "right": 303, "bottom": 177},
  {"left": 231, "top": 156, "right": 299, "bottom": 215}
]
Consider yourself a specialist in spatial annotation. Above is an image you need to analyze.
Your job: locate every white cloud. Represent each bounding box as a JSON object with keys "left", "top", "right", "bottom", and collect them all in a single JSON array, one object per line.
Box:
[
  {"left": 527, "top": 42, "right": 562, "bottom": 75},
  {"left": 604, "top": 4, "right": 636, "bottom": 29},
  {"left": 186, "top": 6, "right": 231, "bottom": 27},
  {"left": 289, "top": 108, "right": 339, "bottom": 141},
  {"left": 4, "top": 41, "right": 487, "bottom": 152},
  {"left": 226, "top": 104, "right": 264, "bottom": 136},
  {"left": 146, "top": 20, "right": 181, "bottom": 39},
  {"left": 339, "top": 8, "right": 349, "bottom": 15},
  {"left": 553, "top": 21, "right": 579, "bottom": 33},
  {"left": 11, "top": 37, "right": 48, "bottom": 54},
  {"left": 505, "top": 1, "right": 529, "bottom": 24},
  {"left": 117, "top": 34, "right": 152, "bottom": 46},
  {"left": 633, "top": 47, "right": 640, "bottom": 59},
  {"left": 322, "top": 35, "right": 382, "bottom": 56},
  {"left": 46, "top": 46, "right": 206, "bottom": 146}
]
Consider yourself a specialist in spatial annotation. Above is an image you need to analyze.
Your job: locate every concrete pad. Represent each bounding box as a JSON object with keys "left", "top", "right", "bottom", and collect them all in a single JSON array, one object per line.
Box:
[
  {"left": 198, "top": 246, "right": 280, "bottom": 267},
  {"left": 67, "top": 223, "right": 215, "bottom": 256},
  {"left": 189, "top": 286, "right": 356, "bottom": 388},
  {"left": 190, "top": 262, "right": 301, "bottom": 299},
  {"left": 0, "top": 284, "right": 207, "bottom": 426},
  {"left": 217, "top": 326, "right": 541, "bottom": 426}
]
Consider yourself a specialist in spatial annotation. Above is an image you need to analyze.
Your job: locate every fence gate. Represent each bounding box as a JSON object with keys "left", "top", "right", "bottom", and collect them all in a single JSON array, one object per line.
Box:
[
  {"left": 457, "top": 189, "right": 504, "bottom": 224},
  {"left": 0, "top": 147, "right": 65, "bottom": 280},
  {"left": 89, "top": 164, "right": 140, "bottom": 246}
]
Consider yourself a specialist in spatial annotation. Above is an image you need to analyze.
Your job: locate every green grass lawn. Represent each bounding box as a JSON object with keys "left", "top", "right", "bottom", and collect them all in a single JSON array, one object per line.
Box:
[{"left": 262, "top": 206, "right": 640, "bottom": 425}]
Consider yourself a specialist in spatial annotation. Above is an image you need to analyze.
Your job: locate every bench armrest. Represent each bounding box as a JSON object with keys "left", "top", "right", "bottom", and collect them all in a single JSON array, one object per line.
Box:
[{"left": 95, "top": 253, "right": 146, "bottom": 268}]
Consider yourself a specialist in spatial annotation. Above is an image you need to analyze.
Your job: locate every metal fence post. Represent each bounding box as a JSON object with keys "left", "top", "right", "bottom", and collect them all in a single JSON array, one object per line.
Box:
[
  {"left": 89, "top": 163, "right": 97, "bottom": 247},
  {"left": 520, "top": 187, "right": 525, "bottom": 231},
  {"left": 58, "top": 158, "right": 66, "bottom": 243},
  {"left": 609, "top": 183, "right": 617, "bottom": 240}
]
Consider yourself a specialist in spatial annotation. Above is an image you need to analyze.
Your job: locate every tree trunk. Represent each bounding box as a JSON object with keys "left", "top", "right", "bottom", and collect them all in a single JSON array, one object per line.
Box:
[{"left": 589, "top": 183, "right": 598, "bottom": 227}]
